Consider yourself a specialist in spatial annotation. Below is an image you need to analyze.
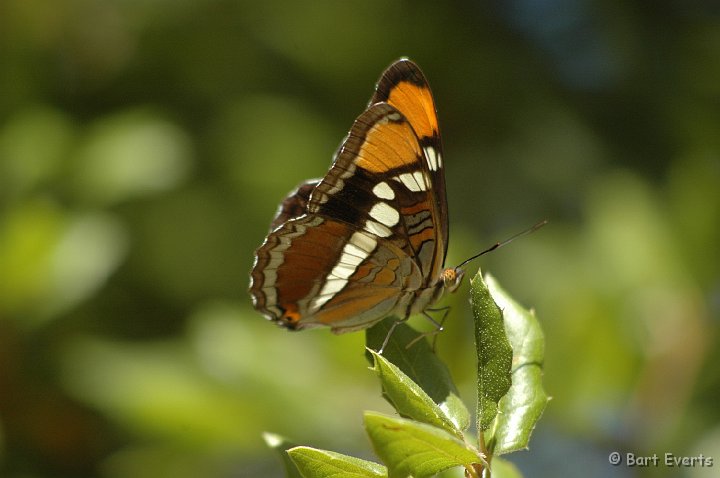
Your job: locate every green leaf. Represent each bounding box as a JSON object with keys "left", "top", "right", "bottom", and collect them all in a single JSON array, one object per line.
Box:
[
  {"left": 470, "top": 270, "right": 513, "bottom": 431},
  {"left": 367, "top": 349, "right": 463, "bottom": 438},
  {"left": 366, "top": 320, "right": 470, "bottom": 432},
  {"left": 364, "top": 411, "right": 483, "bottom": 478},
  {"left": 263, "top": 432, "right": 304, "bottom": 478},
  {"left": 287, "top": 446, "right": 387, "bottom": 478},
  {"left": 484, "top": 274, "right": 549, "bottom": 455}
]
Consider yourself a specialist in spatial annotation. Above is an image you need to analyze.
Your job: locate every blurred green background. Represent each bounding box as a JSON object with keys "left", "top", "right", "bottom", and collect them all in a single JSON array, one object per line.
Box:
[{"left": 1, "top": 0, "right": 718, "bottom": 477}]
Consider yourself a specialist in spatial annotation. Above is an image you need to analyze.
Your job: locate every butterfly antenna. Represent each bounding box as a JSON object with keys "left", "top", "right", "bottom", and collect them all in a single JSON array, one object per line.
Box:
[{"left": 454, "top": 220, "right": 548, "bottom": 270}]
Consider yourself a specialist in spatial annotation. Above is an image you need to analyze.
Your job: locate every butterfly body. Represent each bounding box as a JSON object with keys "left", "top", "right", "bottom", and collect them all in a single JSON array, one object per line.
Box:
[{"left": 250, "top": 59, "right": 463, "bottom": 334}]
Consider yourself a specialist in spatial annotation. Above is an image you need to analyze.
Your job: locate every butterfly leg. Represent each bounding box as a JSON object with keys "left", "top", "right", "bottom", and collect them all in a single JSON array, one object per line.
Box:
[
  {"left": 429, "top": 306, "right": 452, "bottom": 351},
  {"left": 404, "top": 306, "right": 451, "bottom": 351},
  {"left": 379, "top": 317, "right": 409, "bottom": 354}
]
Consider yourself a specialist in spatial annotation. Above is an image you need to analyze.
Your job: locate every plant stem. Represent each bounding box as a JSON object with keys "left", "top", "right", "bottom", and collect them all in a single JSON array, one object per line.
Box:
[{"left": 478, "top": 431, "right": 491, "bottom": 477}]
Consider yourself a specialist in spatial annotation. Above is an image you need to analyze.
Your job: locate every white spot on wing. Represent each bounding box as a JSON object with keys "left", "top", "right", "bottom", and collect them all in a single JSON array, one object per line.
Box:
[
  {"left": 344, "top": 242, "right": 365, "bottom": 260},
  {"left": 369, "top": 202, "right": 400, "bottom": 227},
  {"left": 423, "top": 146, "right": 441, "bottom": 171},
  {"left": 372, "top": 181, "right": 395, "bottom": 200},
  {"left": 364, "top": 219, "right": 393, "bottom": 238},
  {"left": 313, "top": 278, "right": 347, "bottom": 309},
  {"left": 311, "top": 231, "right": 377, "bottom": 311},
  {"left": 349, "top": 231, "right": 378, "bottom": 253},
  {"left": 331, "top": 262, "right": 358, "bottom": 279},
  {"left": 393, "top": 172, "right": 428, "bottom": 192}
]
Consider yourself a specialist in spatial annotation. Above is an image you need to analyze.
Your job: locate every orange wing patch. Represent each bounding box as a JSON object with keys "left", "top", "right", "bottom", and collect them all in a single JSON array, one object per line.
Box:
[
  {"left": 384, "top": 81, "right": 439, "bottom": 140},
  {"left": 354, "top": 119, "right": 423, "bottom": 174}
]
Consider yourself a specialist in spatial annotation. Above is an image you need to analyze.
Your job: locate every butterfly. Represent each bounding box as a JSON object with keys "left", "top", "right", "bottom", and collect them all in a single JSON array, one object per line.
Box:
[{"left": 249, "top": 58, "right": 464, "bottom": 341}]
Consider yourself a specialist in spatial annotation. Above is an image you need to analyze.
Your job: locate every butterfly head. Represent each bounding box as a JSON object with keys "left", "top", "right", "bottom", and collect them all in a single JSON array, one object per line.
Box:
[{"left": 442, "top": 267, "right": 465, "bottom": 294}]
